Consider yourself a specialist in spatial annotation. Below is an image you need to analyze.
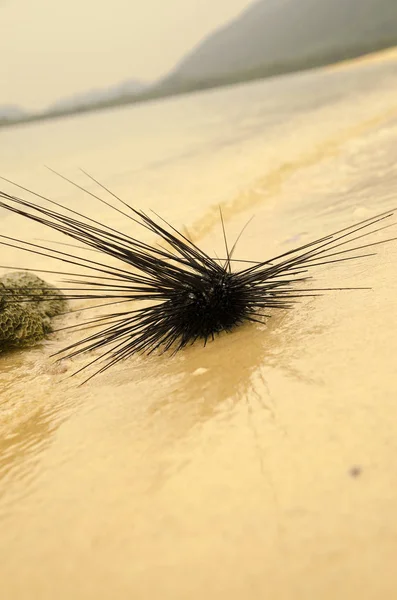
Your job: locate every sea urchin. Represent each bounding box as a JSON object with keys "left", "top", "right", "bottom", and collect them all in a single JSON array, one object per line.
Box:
[{"left": 0, "top": 171, "right": 395, "bottom": 381}]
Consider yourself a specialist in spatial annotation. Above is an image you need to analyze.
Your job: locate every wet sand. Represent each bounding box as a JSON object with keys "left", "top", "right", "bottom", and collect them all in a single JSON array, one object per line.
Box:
[{"left": 1, "top": 53, "right": 397, "bottom": 599}]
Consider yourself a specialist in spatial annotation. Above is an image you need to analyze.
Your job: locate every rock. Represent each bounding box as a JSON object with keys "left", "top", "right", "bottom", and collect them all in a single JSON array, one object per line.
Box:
[{"left": 0, "top": 272, "right": 66, "bottom": 350}]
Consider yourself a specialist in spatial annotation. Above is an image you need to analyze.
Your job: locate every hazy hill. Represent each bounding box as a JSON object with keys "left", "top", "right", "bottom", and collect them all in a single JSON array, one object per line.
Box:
[
  {"left": 48, "top": 79, "right": 148, "bottom": 112},
  {"left": 0, "top": 104, "right": 25, "bottom": 121},
  {"left": 2, "top": 0, "right": 397, "bottom": 128},
  {"left": 160, "top": 0, "right": 397, "bottom": 88}
]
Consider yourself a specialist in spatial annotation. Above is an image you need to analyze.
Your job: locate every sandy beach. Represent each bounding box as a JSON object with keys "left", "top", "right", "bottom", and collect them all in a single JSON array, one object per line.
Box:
[{"left": 1, "top": 52, "right": 397, "bottom": 599}]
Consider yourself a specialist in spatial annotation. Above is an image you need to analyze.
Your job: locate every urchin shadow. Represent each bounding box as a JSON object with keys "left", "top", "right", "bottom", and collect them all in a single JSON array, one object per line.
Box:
[{"left": 102, "top": 302, "right": 322, "bottom": 433}]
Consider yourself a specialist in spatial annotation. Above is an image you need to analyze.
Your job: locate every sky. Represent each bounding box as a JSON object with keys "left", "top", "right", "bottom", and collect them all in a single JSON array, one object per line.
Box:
[{"left": 0, "top": 0, "right": 253, "bottom": 111}]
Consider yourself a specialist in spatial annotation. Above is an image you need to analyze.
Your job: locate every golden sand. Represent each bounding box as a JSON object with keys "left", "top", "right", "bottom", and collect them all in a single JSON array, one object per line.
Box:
[{"left": 1, "top": 55, "right": 397, "bottom": 599}]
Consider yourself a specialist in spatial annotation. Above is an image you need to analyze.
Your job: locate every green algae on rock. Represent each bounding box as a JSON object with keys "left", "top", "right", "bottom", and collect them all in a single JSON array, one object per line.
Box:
[{"left": 0, "top": 272, "right": 66, "bottom": 350}]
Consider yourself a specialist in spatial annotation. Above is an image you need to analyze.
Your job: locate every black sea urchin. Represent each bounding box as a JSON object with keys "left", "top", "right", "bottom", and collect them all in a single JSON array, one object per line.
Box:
[{"left": 0, "top": 172, "right": 395, "bottom": 382}]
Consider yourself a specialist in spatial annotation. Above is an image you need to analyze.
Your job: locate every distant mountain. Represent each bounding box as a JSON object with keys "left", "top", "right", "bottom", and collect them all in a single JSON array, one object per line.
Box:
[
  {"left": 2, "top": 0, "right": 397, "bottom": 129},
  {"left": 48, "top": 78, "right": 148, "bottom": 112},
  {"left": 160, "top": 0, "right": 397, "bottom": 89},
  {"left": 0, "top": 104, "right": 26, "bottom": 120}
]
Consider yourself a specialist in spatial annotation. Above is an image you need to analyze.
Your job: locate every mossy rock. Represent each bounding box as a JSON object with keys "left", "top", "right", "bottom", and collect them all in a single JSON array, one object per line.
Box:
[{"left": 0, "top": 272, "right": 67, "bottom": 350}]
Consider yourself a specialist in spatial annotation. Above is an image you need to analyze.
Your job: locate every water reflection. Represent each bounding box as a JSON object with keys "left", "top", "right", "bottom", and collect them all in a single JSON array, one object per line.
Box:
[{"left": 0, "top": 341, "right": 89, "bottom": 502}]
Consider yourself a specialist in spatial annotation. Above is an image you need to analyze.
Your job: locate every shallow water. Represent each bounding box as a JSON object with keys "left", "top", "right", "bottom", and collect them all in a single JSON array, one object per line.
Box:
[{"left": 1, "top": 56, "right": 397, "bottom": 599}]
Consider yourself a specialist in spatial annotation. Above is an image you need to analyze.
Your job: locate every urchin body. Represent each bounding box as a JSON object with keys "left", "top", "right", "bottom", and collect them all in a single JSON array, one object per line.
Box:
[{"left": 166, "top": 271, "right": 251, "bottom": 343}]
